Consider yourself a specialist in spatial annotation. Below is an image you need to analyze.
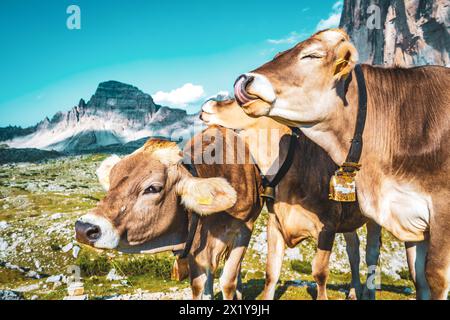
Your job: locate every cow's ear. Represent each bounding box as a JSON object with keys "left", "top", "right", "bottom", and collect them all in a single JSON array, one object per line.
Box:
[
  {"left": 96, "top": 155, "right": 121, "bottom": 191},
  {"left": 177, "top": 176, "right": 237, "bottom": 215},
  {"left": 333, "top": 41, "right": 358, "bottom": 81}
]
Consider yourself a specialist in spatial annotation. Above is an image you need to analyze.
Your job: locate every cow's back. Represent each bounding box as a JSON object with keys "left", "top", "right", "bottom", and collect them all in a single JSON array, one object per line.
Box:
[{"left": 363, "top": 65, "right": 450, "bottom": 182}]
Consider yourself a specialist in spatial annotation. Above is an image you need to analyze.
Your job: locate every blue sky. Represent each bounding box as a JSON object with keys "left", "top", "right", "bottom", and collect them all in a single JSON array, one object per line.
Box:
[{"left": 0, "top": 0, "right": 342, "bottom": 127}]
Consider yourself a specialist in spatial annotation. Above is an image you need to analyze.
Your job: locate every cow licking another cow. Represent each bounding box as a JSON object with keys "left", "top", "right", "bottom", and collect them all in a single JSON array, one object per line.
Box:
[{"left": 75, "top": 28, "right": 449, "bottom": 300}]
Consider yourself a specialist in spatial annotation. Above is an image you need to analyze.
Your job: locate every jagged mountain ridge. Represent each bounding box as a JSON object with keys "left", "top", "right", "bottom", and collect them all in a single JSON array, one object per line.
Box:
[
  {"left": 340, "top": 0, "right": 450, "bottom": 67},
  {"left": 5, "top": 81, "right": 202, "bottom": 153}
]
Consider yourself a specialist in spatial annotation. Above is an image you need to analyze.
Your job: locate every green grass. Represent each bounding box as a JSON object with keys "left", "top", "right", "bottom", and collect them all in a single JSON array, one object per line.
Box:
[
  {"left": 76, "top": 250, "right": 174, "bottom": 279},
  {"left": 290, "top": 260, "right": 312, "bottom": 275}
]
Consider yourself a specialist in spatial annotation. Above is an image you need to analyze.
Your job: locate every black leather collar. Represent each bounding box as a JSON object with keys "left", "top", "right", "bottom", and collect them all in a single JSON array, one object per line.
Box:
[
  {"left": 342, "top": 64, "right": 367, "bottom": 171},
  {"left": 266, "top": 127, "right": 300, "bottom": 188},
  {"left": 259, "top": 127, "right": 300, "bottom": 209},
  {"left": 178, "top": 162, "right": 200, "bottom": 259}
]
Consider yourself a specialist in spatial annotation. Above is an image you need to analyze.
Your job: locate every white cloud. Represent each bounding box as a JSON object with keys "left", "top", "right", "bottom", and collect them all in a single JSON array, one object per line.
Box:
[
  {"left": 153, "top": 83, "right": 205, "bottom": 107},
  {"left": 267, "top": 31, "right": 305, "bottom": 45},
  {"left": 316, "top": 0, "right": 343, "bottom": 31}
]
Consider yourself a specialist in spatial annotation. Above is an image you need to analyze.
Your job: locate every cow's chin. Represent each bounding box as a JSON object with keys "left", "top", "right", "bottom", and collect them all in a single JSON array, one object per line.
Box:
[
  {"left": 117, "top": 232, "right": 187, "bottom": 255},
  {"left": 200, "top": 112, "right": 214, "bottom": 125},
  {"left": 240, "top": 100, "right": 272, "bottom": 118}
]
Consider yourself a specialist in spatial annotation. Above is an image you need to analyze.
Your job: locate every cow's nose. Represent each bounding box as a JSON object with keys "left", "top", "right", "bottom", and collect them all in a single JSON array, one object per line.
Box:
[
  {"left": 75, "top": 220, "right": 101, "bottom": 245},
  {"left": 234, "top": 74, "right": 256, "bottom": 106}
]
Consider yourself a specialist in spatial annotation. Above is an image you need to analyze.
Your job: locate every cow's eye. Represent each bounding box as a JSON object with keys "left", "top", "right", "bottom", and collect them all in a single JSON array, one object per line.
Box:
[
  {"left": 301, "top": 53, "right": 323, "bottom": 59},
  {"left": 143, "top": 185, "right": 163, "bottom": 195}
]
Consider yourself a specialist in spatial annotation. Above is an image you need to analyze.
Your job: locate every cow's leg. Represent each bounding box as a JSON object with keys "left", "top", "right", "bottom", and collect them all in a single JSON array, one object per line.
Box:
[
  {"left": 189, "top": 255, "right": 214, "bottom": 300},
  {"left": 220, "top": 245, "right": 247, "bottom": 300},
  {"left": 203, "top": 269, "right": 214, "bottom": 300},
  {"left": 426, "top": 207, "right": 450, "bottom": 300},
  {"left": 262, "top": 213, "right": 285, "bottom": 300},
  {"left": 190, "top": 270, "right": 208, "bottom": 300},
  {"left": 235, "top": 268, "right": 243, "bottom": 300},
  {"left": 362, "top": 220, "right": 382, "bottom": 300},
  {"left": 406, "top": 240, "right": 430, "bottom": 300},
  {"left": 312, "top": 249, "right": 333, "bottom": 300},
  {"left": 343, "top": 231, "right": 362, "bottom": 300},
  {"left": 312, "top": 231, "right": 335, "bottom": 300}
]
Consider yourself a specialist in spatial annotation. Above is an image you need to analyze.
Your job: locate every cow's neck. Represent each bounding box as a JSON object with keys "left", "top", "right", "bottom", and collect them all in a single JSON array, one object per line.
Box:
[
  {"left": 300, "top": 76, "right": 360, "bottom": 167},
  {"left": 240, "top": 117, "right": 291, "bottom": 177}
]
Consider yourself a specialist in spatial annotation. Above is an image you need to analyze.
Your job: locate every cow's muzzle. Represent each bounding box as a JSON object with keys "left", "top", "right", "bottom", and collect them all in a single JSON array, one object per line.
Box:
[
  {"left": 234, "top": 74, "right": 258, "bottom": 106},
  {"left": 75, "top": 220, "right": 101, "bottom": 245}
]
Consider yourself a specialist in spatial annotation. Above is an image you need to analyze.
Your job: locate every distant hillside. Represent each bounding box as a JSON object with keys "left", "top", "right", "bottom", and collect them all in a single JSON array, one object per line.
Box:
[
  {"left": 0, "top": 125, "right": 37, "bottom": 142},
  {"left": 0, "top": 147, "right": 61, "bottom": 165}
]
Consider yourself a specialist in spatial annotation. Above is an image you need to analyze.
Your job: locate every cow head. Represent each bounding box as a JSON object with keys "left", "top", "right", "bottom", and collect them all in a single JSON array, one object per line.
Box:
[
  {"left": 234, "top": 29, "right": 358, "bottom": 126},
  {"left": 75, "top": 139, "right": 237, "bottom": 252},
  {"left": 200, "top": 95, "right": 260, "bottom": 130}
]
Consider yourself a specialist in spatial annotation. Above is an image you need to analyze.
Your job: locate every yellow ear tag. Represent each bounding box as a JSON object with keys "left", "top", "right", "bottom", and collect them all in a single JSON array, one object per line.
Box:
[
  {"left": 334, "top": 58, "right": 348, "bottom": 75},
  {"left": 197, "top": 196, "right": 213, "bottom": 205}
]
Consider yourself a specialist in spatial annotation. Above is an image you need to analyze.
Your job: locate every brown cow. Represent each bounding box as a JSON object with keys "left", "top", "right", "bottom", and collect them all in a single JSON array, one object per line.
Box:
[
  {"left": 201, "top": 96, "right": 381, "bottom": 300},
  {"left": 233, "top": 28, "right": 450, "bottom": 299},
  {"left": 75, "top": 126, "right": 264, "bottom": 300}
]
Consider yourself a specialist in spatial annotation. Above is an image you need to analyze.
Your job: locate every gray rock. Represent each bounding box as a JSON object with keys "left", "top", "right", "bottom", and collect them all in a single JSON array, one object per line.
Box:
[
  {"left": 61, "top": 243, "right": 73, "bottom": 253},
  {"left": 0, "top": 290, "right": 23, "bottom": 300},
  {"left": 50, "top": 213, "right": 62, "bottom": 220},
  {"left": 46, "top": 275, "right": 63, "bottom": 283},
  {"left": 106, "top": 268, "right": 124, "bottom": 281},
  {"left": 63, "top": 295, "right": 88, "bottom": 300},
  {"left": 72, "top": 245, "right": 80, "bottom": 258},
  {"left": 404, "top": 287, "right": 413, "bottom": 295},
  {"left": 25, "top": 271, "right": 40, "bottom": 279},
  {"left": 340, "top": 0, "right": 450, "bottom": 67},
  {"left": 14, "top": 284, "right": 40, "bottom": 293}
]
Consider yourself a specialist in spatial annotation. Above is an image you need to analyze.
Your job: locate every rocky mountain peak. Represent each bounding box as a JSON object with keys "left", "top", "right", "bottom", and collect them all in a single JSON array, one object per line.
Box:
[
  {"left": 340, "top": 0, "right": 450, "bottom": 67},
  {"left": 78, "top": 98, "right": 86, "bottom": 109},
  {"left": 36, "top": 117, "right": 51, "bottom": 130},
  {"left": 87, "top": 80, "right": 157, "bottom": 115},
  {"left": 4, "top": 81, "right": 201, "bottom": 153}
]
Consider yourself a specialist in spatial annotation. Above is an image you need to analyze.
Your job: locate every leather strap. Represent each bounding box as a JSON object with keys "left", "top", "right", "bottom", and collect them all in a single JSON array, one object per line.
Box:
[
  {"left": 343, "top": 64, "right": 367, "bottom": 169},
  {"left": 267, "top": 127, "right": 300, "bottom": 188},
  {"left": 259, "top": 127, "right": 300, "bottom": 211},
  {"left": 178, "top": 161, "right": 200, "bottom": 259}
]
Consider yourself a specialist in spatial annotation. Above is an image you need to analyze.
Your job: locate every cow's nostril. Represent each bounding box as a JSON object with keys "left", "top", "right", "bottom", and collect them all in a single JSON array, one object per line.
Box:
[
  {"left": 75, "top": 220, "right": 101, "bottom": 245},
  {"left": 86, "top": 225, "right": 101, "bottom": 240},
  {"left": 199, "top": 113, "right": 203, "bottom": 120}
]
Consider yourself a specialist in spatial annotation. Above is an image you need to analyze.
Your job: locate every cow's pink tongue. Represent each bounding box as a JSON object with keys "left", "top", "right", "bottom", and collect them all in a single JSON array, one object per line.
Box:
[{"left": 234, "top": 76, "right": 258, "bottom": 106}]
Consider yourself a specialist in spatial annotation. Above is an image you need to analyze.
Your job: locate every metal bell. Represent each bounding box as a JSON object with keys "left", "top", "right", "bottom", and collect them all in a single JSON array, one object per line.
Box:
[
  {"left": 329, "top": 167, "right": 357, "bottom": 202},
  {"left": 261, "top": 186, "right": 275, "bottom": 201}
]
